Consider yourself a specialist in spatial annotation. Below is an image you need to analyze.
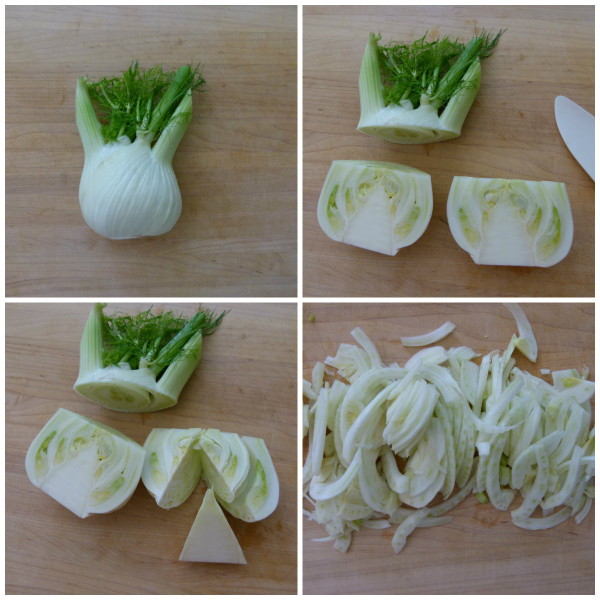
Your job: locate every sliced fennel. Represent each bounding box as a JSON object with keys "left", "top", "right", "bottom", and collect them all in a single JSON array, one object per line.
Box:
[
  {"left": 400, "top": 321, "right": 456, "bottom": 347},
  {"left": 504, "top": 303, "right": 538, "bottom": 361},
  {"left": 358, "top": 31, "right": 503, "bottom": 144},
  {"left": 142, "top": 428, "right": 204, "bottom": 509},
  {"left": 447, "top": 177, "right": 574, "bottom": 267},
  {"left": 218, "top": 436, "right": 280, "bottom": 522},
  {"left": 74, "top": 303, "right": 225, "bottom": 412},
  {"left": 25, "top": 408, "right": 145, "bottom": 518},
  {"left": 179, "top": 488, "right": 247, "bottom": 564},
  {"left": 317, "top": 160, "right": 433, "bottom": 255},
  {"left": 196, "top": 430, "right": 251, "bottom": 503},
  {"left": 76, "top": 62, "right": 205, "bottom": 239},
  {"left": 303, "top": 307, "right": 594, "bottom": 554}
]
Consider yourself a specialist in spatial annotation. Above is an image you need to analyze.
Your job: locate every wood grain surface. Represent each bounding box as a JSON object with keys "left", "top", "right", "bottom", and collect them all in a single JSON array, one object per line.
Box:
[
  {"left": 6, "top": 6, "right": 297, "bottom": 297},
  {"left": 302, "top": 302, "right": 594, "bottom": 595},
  {"left": 303, "top": 6, "right": 594, "bottom": 298},
  {"left": 6, "top": 303, "right": 297, "bottom": 594}
]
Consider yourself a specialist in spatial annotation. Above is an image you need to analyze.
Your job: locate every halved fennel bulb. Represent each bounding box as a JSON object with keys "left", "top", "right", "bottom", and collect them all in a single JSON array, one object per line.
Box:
[
  {"left": 179, "top": 488, "right": 247, "bottom": 564},
  {"left": 142, "top": 428, "right": 204, "bottom": 508},
  {"left": 218, "top": 436, "right": 280, "bottom": 522},
  {"left": 25, "top": 408, "right": 145, "bottom": 518},
  {"left": 317, "top": 160, "right": 433, "bottom": 255},
  {"left": 196, "top": 430, "right": 251, "bottom": 503},
  {"left": 447, "top": 177, "right": 574, "bottom": 267}
]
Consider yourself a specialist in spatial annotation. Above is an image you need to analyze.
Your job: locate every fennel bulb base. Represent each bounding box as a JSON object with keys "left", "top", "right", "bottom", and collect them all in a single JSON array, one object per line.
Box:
[
  {"left": 74, "top": 367, "right": 177, "bottom": 413},
  {"left": 357, "top": 123, "right": 459, "bottom": 144}
]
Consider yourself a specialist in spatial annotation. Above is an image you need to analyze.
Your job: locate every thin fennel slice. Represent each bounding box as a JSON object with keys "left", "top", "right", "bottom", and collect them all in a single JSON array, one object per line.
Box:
[
  {"left": 25, "top": 408, "right": 145, "bottom": 518},
  {"left": 74, "top": 303, "right": 225, "bottom": 412},
  {"left": 504, "top": 303, "right": 538, "bottom": 361},
  {"left": 358, "top": 31, "right": 503, "bottom": 144},
  {"left": 400, "top": 321, "right": 456, "bottom": 347},
  {"left": 141, "top": 428, "right": 204, "bottom": 508},
  {"left": 317, "top": 160, "right": 433, "bottom": 255},
  {"left": 447, "top": 177, "right": 574, "bottom": 267},
  {"left": 179, "top": 488, "right": 246, "bottom": 564}
]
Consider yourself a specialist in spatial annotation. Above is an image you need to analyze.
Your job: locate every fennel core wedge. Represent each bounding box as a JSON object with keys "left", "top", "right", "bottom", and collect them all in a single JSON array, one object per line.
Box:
[
  {"left": 358, "top": 30, "right": 503, "bottom": 143},
  {"left": 75, "top": 62, "right": 205, "bottom": 239},
  {"left": 74, "top": 304, "right": 226, "bottom": 413}
]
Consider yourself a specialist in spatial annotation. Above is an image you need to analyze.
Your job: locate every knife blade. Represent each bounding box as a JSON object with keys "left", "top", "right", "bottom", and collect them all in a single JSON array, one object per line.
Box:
[{"left": 554, "top": 96, "right": 595, "bottom": 181}]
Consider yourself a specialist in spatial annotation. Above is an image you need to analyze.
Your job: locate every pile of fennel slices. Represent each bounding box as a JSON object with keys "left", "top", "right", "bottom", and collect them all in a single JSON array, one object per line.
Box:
[
  {"left": 303, "top": 304, "right": 594, "bottom": 554},
  {"left": 317, "top": 31, "right": 575, "bottom": 268},
  {"left": 25, "top": 305, "right": 279, "bottom": 565}
]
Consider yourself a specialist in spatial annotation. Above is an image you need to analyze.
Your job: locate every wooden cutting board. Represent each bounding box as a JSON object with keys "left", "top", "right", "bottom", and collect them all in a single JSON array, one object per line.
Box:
[
  {"left": 303, "top": 6, "right": 594, "bottom": 297},
  {"left": 302, "top": 303, "right": 594, "bottom": 595},
  {"left": 6, "top": 303, "right": 297, "bottom": 594},
  {"left": 5, "top": 6, "right": 297, "bottom": 297}
]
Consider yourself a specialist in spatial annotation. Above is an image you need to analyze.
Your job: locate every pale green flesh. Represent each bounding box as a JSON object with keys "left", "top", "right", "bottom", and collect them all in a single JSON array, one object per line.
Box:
[
  {"left": 303, "top": 319, "right": 594, "bottom": 554},
  {"left": 218, "top": 436, "right": 280, "bottom": 522},
  {"left": 478, "top": 200, "right": 535, "bottom": 266},
  {"left": 197, "top": 431, "right": 250, "bottom": 503},
  {"left": 447, "top": 177, "right": 573, "bottom": 267},
  {"left": 25, "top": 408, "right": 145, "bottom": 518},
  {"left": 142, "top": 428, "right": 204, "bottom": 509},
  {"left": 317, "top": 160, "right": 433, "bottom": 256},
  {"left": 179, "top": 488, "right": 246, "bottom": 564}
]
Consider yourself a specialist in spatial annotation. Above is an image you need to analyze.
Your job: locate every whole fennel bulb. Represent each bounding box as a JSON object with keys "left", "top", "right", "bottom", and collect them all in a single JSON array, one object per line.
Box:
[{"left": 75, "top": 62, "right": 205, "bottom": 239}]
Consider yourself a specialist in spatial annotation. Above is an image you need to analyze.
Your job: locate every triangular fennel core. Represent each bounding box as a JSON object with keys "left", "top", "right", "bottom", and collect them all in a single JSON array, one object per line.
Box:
[{"left": 179, "top": 488, "right": 247, "bottom": 564}]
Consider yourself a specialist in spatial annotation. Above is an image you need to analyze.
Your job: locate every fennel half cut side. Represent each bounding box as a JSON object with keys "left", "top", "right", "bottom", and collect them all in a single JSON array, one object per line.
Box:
[
  {"left": 25, "top": 408, "right": 145, "bottom": 518},
  {"left": 74, "top": 303, "right": 226, "bottom": 413},
  {"left": 217, "top": 436, "right": 280, "bottom": 522},
  {"left": 142, "top": 428, "right": 204, "bottom": 509},
  {"left": 317, "top": 160, "right": 433, "bottom": 255},
  {"left": 140, "top": 427, "right": 280, "bottom": 522},
  {"left": 75, "top": 62, "right": 205, "bottom": 239},
  {"left": 447, "top": 177, "right": 574, "bottom": 267},
  {"left": 358, "top": 31, "right": 503, "bottom": 144}
]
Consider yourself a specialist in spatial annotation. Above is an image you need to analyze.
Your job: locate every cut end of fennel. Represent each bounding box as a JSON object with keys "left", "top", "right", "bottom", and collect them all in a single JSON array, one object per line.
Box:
[
  {"left": 74, "top": 366, "right": 178, "bottom": 413},
  {"left": 447, "top": 176, "right": 574, "bottom": 267},
  {"left": 179, "top": 488, "right": 247, "bottom": 564},
  {"left": 357, "top": 105, "right": 460, "bottom": 144},
  {"left": 317, "top": 160, "right": 433, "bottom": 255}
]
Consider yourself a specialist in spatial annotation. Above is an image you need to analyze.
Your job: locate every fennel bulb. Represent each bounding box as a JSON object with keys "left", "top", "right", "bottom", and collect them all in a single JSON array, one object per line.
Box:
[
  {"left": 142, "top": 428, "right": 204, "bottom": 509},
  {"left": 317, "top": 160, "right": 433, "bottom": 255},
  {"left": 303, "top": 307, "right": 594, "bottom": 554},
  {"left": 75, "top": 62, "right": 205, "bottom": 239},
  {"left": 447, "top": 177, "right": 574, "bottom": 266},
  {"left": 74, "top": 303, "right": 225, "bottom": 412},
  {"left": 358, "top": 31, "right": 503, "bottom": 144},
  {"left": 179, "top": 488, "right": 247, "bottom": 564},
  {"left": 218, "top": 436, "right": 280, "bottom": 522},
  {"left": 25, "top": 408, "right": 145, "bottom": 518}
]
